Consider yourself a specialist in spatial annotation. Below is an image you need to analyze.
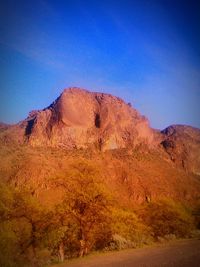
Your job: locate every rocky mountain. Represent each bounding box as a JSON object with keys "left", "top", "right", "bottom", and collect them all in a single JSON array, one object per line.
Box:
[
  {"left": 161, "top": 125, "right": 200, "bottom": 175},
  {"left": 23, "top": 87, "right": 157, "bottom": 150},
  {"left": 0, "top": 87, "right": 200, "bottom": 205},
  {"left": 0, "top": 87, "right": 199, "bottom": 174}
]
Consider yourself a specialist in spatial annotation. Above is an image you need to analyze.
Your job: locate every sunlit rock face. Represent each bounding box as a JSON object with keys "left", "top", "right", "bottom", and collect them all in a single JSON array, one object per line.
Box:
[
  {"left": 24, "top": 87, "right": 157, "bottom": 150},
  {"left": 1, "top": 87, "right": 199, "bottom": 175},
  {"left": 161, "top": 125, "right": 200, "bottom": 175}
]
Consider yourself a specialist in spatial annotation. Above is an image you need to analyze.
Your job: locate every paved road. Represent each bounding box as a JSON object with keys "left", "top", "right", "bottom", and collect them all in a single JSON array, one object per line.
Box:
[{"left": 54, "top": 239, "right": 200, "bottom": 267}]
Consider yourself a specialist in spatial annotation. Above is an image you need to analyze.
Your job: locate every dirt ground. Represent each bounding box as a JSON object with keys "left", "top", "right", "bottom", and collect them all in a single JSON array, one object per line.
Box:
[{"left": 52, "top": 239, "right": 200, "bottom": 267}]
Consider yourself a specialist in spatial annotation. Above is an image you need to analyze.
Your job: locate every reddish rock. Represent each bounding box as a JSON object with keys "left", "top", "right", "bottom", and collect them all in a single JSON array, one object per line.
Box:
[
  {"left": 24, "top": 87, "right": 157, "bottom": 150},
  {"left": 161, "top": 125, "right": 200, "bottom": 175},
  {"left": 1, "top": 87, "right": 199, "bottom": 175}
]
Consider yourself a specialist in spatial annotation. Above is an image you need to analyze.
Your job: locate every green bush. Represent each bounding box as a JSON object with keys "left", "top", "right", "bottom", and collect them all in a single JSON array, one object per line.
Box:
[
  {"left": 111, "top": 208, "right": 152, "bottom": 248},
  {"left": 139, "top": 199, "right": 195, "bottom": 239},
  {"left": 106, "top": 234, "right": 133, "bottom": 251}
]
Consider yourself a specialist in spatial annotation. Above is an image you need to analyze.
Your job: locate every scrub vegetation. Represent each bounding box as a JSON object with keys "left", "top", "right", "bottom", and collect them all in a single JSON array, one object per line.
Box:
[{"left": 0, "top": 156, "right": 199, "bottom": 267}]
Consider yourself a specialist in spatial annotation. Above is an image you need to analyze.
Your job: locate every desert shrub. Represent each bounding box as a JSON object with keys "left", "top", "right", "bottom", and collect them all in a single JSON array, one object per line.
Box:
[
  {"left": 0, "top": 182, "right": 51, "bottom": 267},
  {"left": 110, "top": 207, "right": 152, "bottom": 249},
  {"left": 106, "top": 234, "right": 133, "bottom": 251},
  {"left": 0, "top": 183, "right": 22, "bottom": 267},
  {"left": 0, "top": 221, "right": 22, "bottom": 267},
  {"left": 189, "top": 229, "right": 200, "bottom": 238},
  {"left": 157, "top": 234, "right": 176, "bottom": 243},
  {"left": 139, "top": 199, "right": 195, "bottom": 239},
  {"left": 93, "top": 221, "right": 113, "bottom": 251},
  {"left": 0, "top": 184, "right": 27, "bottom": 266}
]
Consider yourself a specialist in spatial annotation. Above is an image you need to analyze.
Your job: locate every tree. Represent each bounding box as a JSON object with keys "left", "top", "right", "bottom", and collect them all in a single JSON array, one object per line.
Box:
[
  {"left": 13, "top": 191, "right": 50, "bottom": 265},
  {"left": 52, "top": 161, "right": 112, "bottom": 260},
  {"left": 45, "top": 207, "right": 79, "bottom": 261},
  {"left": 0, "top": 182, "right": 50, "bottom": 266},
  {"left": 138, "top": 199, "right": 194, "bottom": 239}
]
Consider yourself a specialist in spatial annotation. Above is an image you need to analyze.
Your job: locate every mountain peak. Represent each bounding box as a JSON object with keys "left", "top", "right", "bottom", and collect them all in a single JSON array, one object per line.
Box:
[
  {"left": 23, "top": 87, "right": 155, "bottom": 150},
  {"left": 1, "top": 87, "right": 200, "bottom": 174}
]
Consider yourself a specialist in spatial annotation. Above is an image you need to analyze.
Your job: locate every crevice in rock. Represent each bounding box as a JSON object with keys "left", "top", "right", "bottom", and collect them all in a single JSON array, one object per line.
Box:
[
  {"left": 25, "top": 118, "right": 35, "bottom": 136},
  {"left": 98, "top": 138, "right": 103, "bottom": 151},
  {"left": 161, "top": 139, "right": 175, "bottom": 149},
  {"left": 95, "top": 113, "right": 101, "bottom": 128}
]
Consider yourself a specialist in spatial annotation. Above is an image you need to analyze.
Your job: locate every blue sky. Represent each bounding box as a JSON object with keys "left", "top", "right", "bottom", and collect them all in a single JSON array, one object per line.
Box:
[{"left": 0, "top": 0, "right": 200, "bottom": 129}]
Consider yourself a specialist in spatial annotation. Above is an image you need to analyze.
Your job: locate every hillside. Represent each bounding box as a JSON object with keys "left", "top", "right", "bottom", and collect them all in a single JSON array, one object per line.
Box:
[
  {"left": 0, "top": 87, "right": 200, "bottom": 204},
  {"left": 0, "top": 87, "right": 200, "bottom": 267}
]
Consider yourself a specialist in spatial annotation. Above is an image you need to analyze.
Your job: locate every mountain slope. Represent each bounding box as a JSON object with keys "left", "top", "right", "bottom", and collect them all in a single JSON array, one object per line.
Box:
[
  {"left": 161, "top": 125, "right": 200, "bottom": 175},
  {"left": 0, "top": 87, "right": 199, "bottom": 174},
  {"left": 0, "top": 87, "right": 200, "bottom": 206}
]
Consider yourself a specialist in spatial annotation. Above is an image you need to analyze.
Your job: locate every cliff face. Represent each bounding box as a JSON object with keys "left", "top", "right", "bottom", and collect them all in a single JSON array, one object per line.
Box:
[
  {"left": 0, "top": 87, "right": 200, "bottom": 175},
  {"left": 24, "top": 88, "right": 157, "bottom": 150},
  {"left": 161, "top": 125, "right": 200, "bottom": 175}
]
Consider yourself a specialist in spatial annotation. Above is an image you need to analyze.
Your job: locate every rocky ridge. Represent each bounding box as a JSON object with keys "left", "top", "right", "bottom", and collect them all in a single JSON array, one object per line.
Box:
[
  {"left": 0, "top": 87, "right": 200, "bottom": 175},
  {"left": 24, "top": 87, "right": 157, "bottom": 150}
]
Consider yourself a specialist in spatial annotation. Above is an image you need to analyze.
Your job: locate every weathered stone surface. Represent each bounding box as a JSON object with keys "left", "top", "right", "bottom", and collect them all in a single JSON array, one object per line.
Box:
[
  {"left": 1, "top": 87, "right": 200, "bottom": 175},
  {"left": 24, "top": 87, "right": 157, "bottom": 150},
  {"left": 161, "top": 125, "right": 200, "bottom": 175}
]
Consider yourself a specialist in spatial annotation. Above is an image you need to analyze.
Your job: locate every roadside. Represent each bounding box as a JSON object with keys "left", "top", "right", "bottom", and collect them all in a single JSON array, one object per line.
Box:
[{"left": 50, "top": 239, "right": 200, "bottom": 267}]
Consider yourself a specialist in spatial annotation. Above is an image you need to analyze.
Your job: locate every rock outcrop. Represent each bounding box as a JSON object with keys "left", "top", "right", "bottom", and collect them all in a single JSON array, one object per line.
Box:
[
  {"left": 23, "top": 87, "right": 157, "bottom": 150},
  {"left": 0, "top": 87, "right": 200, "bottom": 175},
  {"left": 161, "top": 125, "right": 200, "bottom": 175}
]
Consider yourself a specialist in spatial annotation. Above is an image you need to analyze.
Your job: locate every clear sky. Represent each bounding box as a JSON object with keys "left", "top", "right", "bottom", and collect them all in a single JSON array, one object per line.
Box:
[{"left": 0, "top": 0, "right": 200, "bottom": 129}]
